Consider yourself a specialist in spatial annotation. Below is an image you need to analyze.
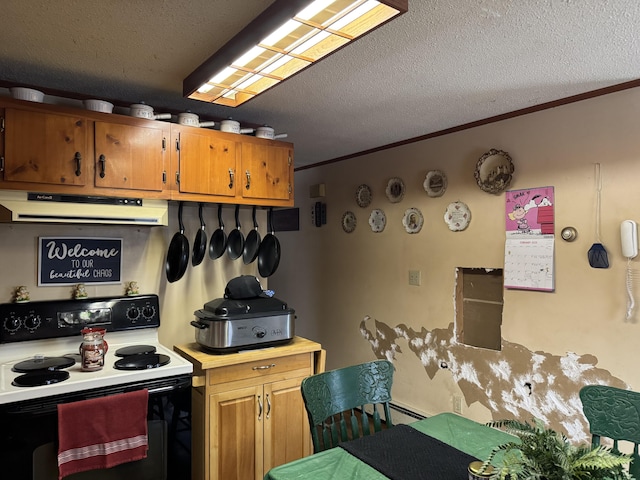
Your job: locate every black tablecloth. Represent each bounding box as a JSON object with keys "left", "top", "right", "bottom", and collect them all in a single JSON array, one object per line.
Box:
[{"left": 339, "top": 424, "right": 479, "bottom": 480}]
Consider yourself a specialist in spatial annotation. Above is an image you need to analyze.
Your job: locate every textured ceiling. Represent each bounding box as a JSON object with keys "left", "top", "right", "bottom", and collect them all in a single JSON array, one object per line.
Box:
[{"left": 1, "top": 1, "right": 639, "bottom": 168}]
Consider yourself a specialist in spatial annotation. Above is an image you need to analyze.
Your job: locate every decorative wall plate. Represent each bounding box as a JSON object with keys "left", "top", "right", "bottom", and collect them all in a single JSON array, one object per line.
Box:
[
  {"left": 356, "top": 184, "right": 372, "bottom": 208},
  {"left": 385, "top": 177, "right": 405, "bottom": 203},
  {"left": 474, "top": 148, "right": 514, "bottom": 194},
  {"left": 424, "top": 170, "right": 448, "bottom": 197},
  {"left": 402, "top": 207, "right": 424, "bottom": 234},
  {"left": 342, "top": 211, "right": 357, "bottom": 233},
  {"left": 369, "top": 209, "right": 386, "bottom": 233},
  {"left": 444, "top": 201, "right": 471, "bottom": 231}
]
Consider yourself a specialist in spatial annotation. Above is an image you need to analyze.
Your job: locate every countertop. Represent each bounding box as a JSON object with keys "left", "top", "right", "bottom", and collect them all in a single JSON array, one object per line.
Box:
[{"left": 174, "top": 336, "right": 325, "bottom": 382}]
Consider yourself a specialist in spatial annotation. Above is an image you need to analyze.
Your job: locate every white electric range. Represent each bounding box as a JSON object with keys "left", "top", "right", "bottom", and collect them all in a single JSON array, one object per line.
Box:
[
  {"left": 0, "top": 294, "right": 193, "bottom": 480},
  {"left": 0, "top": 294, "right": 192, "bottom": 406}
]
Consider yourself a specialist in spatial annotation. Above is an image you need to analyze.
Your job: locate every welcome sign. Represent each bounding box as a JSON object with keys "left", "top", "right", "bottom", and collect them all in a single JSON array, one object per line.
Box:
[{"left": 38, "top": 237, "right": 123, "bottom": 286}]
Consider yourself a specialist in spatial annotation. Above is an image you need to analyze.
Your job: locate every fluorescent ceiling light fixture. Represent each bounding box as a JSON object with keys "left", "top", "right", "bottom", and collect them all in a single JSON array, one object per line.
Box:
[{"left": 183, "top": 0, "right": 408, "bottom": 107}]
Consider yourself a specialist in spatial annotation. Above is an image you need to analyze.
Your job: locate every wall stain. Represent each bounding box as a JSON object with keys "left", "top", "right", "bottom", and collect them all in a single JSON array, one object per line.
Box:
[{"left": 360, "top": 316, "right": 627, "bottom": 442}]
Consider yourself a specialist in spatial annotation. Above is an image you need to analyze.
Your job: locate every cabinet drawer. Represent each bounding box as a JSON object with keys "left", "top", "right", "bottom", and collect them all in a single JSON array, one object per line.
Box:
[{"left": 209, "top": 353, "right": 311, "bottom": 386}]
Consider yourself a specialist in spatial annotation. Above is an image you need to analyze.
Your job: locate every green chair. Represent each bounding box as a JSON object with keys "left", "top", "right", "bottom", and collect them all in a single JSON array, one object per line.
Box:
[
  {"left": 301, "top": 359, "right": 394, "bottom": 453},
  {"left": 579, "top": 384, "right": 640, "bottom": 479}
]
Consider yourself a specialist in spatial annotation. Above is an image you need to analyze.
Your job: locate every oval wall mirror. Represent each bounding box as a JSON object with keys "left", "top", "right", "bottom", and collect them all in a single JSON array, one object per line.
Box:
[{"left": 474, "top": 148, "right": 514, "bottom": 194}]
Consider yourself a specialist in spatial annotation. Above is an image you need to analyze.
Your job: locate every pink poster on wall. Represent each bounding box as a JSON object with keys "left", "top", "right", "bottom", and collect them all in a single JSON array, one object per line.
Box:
[{"left": 505, "top": 186, "right": 555, "bottom": 236}]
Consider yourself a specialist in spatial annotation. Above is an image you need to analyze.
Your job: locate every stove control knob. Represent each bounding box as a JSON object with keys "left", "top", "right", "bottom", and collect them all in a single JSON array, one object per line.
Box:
[
  {"left": 126, "top": 307, "right": 140, "bottom": 321},
  {"left": 142, "top": 305, "right": 156, "bottom": 319},
  {"left": 24, "top": 314, "right": 41, "bottom": 330},
  {"left": 4, "top": 316, "right": 21, "bottom": 332}
]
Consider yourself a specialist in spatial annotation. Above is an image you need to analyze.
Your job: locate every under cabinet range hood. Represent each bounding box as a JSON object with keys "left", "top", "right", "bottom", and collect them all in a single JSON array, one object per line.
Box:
[{"left": 0, "top": 191, "right": 169, "bottom": 225}]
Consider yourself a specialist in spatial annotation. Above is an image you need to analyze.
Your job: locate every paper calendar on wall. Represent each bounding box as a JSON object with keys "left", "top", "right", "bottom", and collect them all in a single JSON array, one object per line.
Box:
[{"left": 504, "top": 187, "right": 555, "bottom": 291}]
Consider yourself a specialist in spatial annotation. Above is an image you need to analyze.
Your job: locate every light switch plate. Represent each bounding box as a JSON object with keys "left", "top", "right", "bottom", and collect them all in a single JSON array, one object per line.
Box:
[{"left": 409, "top": 270, "right": 421, "bottom": 286}]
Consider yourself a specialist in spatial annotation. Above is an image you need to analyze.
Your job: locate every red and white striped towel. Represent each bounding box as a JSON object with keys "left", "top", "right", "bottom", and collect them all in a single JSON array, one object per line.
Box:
[{"left": 57, "top": 389, "right": 149, "bottom": 479}]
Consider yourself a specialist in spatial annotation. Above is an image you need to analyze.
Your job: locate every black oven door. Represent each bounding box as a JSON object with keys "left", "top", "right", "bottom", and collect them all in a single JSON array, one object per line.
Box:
[
  {"left": 32, "top": 420, "right": 167, "bottom": 480},
  {"left": 0, "top": 376, "right": 190, "bottom": 480}
]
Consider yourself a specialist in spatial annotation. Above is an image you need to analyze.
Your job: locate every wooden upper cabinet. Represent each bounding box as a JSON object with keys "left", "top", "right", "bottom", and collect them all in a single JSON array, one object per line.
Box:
[
  {"left": 173, "top": 127, "right": 237, "bottom": 197},
  {"left": 3, "top": 108, "right": 88, "bottom": 186},
  {"left": 0, "top": 98, "right": 294, "bottom": 205},
  {"left": 94, "top": 121, "right": 167, "bottom": 192},
  {"left": 240, "top": 143, "right": 293, "bottom": 202}
]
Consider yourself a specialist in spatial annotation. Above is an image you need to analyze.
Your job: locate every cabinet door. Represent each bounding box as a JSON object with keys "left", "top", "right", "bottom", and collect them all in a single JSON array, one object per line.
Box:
[
  {"left": 240, "top": 144, "right": 292, "bottom": 201},
  {"left": 176, "top": 129, "right": 237, "bottom": 197},
  {"left": 263, "top": 377, "right": 311, "bottom": 474},
  {"left": 3, "top": 108, "right": 87, "bottom": 186},
  {"left": 94, "top": 121, "right": 166, "bottom": 192},
  {"left": 210, "top": 385, "right": 263, "bottom": 480}
]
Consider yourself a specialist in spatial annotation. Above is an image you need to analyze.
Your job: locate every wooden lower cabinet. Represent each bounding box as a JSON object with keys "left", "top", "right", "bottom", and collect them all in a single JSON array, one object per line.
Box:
[
  {"left": 211, "top": 385, "right": 262, "bottom": 480},
  {"left": 210, "top": 376, "right": 307, "bottom": 479},
  {"left": 174, "top": 337, "right": 325, "bottom": 480}
]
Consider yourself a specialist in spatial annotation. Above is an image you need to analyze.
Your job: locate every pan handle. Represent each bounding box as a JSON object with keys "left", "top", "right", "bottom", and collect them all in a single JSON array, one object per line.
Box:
[
  {"left": 198, "top": 202, "right": 205, "bottom": 229},
  {"left": 178, "top": 201, "right": 185, "bottom": 234},
  {"left": 268, "top": 207, "right": 274, "bottom": 235},
  {"left": 190, "top": 320, "right": 208, "bottom": 329},
  {"left": 217, "top": 203, "right": 225, "bottom": 229}
]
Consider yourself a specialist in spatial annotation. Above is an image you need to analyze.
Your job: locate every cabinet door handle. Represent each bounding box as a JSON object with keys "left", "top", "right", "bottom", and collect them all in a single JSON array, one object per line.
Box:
[
  {"left": 74, "top": 152, "right": 82, "bottom": 177},
  {"left": 265, "top": 394, "right": 271, "bottom": 420},
  {"left": 228, "top": 168, "right": 234, "bottom": 189},
  {"left": 252, "top": 363, "right": 276, "bottom": 370},
  {"left": 257, "top": 395, "right": 263, "bottom": 421},
  {"left": 98, "top": 154, "right": 106, "bottom": 178},
  {"left": 245, "top": 170, "right": 251, "bottom": 190}
]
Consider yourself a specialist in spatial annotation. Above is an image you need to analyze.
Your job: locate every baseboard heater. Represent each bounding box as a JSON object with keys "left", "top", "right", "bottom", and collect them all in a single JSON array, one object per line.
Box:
[
  {"left": 357, "top": 402, "right": 426, "bottom": 425},
  {"left": 389, "top": 402, "right": 426, "bottom": 421}
]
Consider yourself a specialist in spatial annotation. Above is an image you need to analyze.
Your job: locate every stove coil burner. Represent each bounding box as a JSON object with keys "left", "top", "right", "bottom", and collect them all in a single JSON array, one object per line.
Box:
[
  {"left": 11, "top": 356, "right": 75, "bottom": 387},
  {"left": 114, "top": 353, "right": 170, "bottom": 370},
  {"left": 12, "top": 356, "right": 75, "bottom": 373},
  {"left": 12, "top": 370, "right": 70, "bottom": 387},
  {"left": 114, "top": 345, "right": 157, "bottom": 357}
]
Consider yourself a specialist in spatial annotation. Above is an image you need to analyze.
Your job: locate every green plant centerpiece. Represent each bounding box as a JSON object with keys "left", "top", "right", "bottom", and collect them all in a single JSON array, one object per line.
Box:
[{"left": 479, "top": 418, "right": 633, "bottom": 480}]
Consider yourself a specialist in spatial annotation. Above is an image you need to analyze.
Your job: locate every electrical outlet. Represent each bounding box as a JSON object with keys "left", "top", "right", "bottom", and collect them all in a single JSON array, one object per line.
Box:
[
  {"left": 408, "top": 270, "right": 421, "bottom": 286},
  {"left": 453, "top": 395, "right": 463, "bottom": 414}
]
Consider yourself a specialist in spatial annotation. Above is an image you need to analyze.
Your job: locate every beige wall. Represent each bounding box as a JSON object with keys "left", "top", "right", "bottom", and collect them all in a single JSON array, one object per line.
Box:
[
  {"left": 270, "top": 86, "right": 640, "bottom": 440},
  {"left": 0, "top": 204, "right": 267, "bottom": 348}
]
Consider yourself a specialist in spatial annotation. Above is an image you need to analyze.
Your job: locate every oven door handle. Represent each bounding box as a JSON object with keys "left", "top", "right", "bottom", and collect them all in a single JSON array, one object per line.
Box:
[{"left": 147, "top": 384, "right": 186, "bottom": 394}]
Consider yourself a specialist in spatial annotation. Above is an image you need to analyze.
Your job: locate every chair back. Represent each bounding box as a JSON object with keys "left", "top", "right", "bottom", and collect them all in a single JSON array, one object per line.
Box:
[
  {"left": 579, "top": 384, "right": 640, "bottom": 479},
  {"left": 301, "top": 359, "right": 394, "bottom": 453}
]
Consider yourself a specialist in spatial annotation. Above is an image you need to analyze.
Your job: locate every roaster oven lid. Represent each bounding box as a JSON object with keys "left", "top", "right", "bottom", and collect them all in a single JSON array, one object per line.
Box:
[{"left": 197, "top": 295, "right": 293, "bottom": 320}]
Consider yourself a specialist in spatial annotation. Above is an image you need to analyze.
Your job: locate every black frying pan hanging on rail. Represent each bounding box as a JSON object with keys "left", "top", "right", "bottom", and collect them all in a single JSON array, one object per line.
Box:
[
  {"left": 209, "top": 204, "right": 227, "bottom": 260},
  {"left": 192, "top": 203, "right": 207, "bottom": 266},
  {"left": 166, "top": 201, "right": 189, "bottom": 283},
  {"left": 258, "top": 207, "right": 281, "bottom": 277},
  {"left": 243, "top": 206, "right": 261, "bottom": 264},
  {"left": 227, "top": 205, "right": 244, "bottom": 260}
]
